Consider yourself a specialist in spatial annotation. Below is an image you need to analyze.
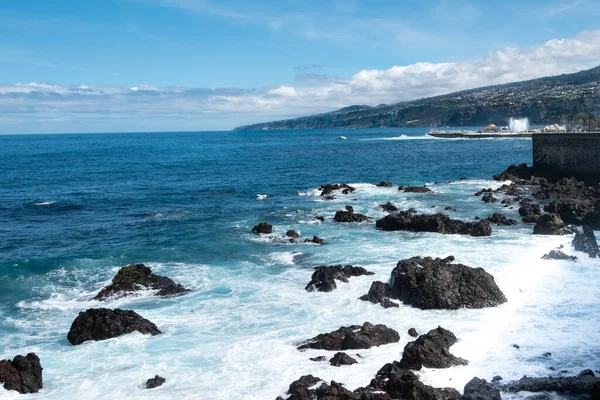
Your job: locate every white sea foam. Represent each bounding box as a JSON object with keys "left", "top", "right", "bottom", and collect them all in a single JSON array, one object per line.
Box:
[
  {"left": 33, "top": 201, "right": 56, "bottom": 206},
  {"left": 256, "top": 194, "right": 268, "bottom": 200}
]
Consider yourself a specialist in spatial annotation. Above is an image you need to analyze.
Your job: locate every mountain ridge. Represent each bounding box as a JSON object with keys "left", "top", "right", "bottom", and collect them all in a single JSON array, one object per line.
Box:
[{"left": 234, "top": 66, "right": 600, "bottom": 130}]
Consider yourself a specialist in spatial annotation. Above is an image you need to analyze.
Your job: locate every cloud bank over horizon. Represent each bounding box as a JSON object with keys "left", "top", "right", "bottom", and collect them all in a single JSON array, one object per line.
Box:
[{"left": 2, "top": 30, "right": 600, "bottom": 133}]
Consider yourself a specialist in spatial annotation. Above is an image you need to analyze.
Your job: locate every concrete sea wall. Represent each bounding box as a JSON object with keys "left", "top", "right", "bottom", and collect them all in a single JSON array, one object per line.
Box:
[{"left": 532, "top": 133, "right": 600, "bottom": 181}]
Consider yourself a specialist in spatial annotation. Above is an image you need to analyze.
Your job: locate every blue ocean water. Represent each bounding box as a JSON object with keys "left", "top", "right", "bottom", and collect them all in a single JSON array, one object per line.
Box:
[{"left": 0, "top": 128, "right": 598, "bottom": 399}]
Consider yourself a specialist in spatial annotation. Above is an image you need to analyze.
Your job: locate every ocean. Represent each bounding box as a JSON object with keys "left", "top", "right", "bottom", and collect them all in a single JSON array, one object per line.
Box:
[{"left": 0, "top": 128, "right": 598, "bottom": 399}]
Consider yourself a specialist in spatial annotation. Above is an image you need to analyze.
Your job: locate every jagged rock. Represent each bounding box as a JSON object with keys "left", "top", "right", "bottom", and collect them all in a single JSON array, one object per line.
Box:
[
  {"left": 304, "top": 236, "right": 326, "bottom": 245},
  {"left": 519, "top": 200, "right": 542, "bottom": 220},
  {"left": 377, "top": 181, "right": 393, "bottom": 187},
  {"left": 309, "top": 356, "right": 326, "bottom": 362},
  {"left": 380, "top": 202, "right": 398, "bottom": 213},
  {"left": 0, "top": 353, "right": 43, "bottom": 394},
  {"left": 541, "top": 250, "right": 577, "bottom": 261},
  {"left": 399, "top": 326, "right": 468, "bottom": 370},
  {"left": 252, "top": 222, "right": 272, "bottom": 234},
  {"left": 93, "top": 264, "right": 190, "bottom": 300},
  {"left": 403, "top": 186, "right": 432, "bottom": 193},
  {"left": 320, "top": 183, "right": 355, "bottom": 196},
  {"left": 306, "top": 265, "right": 374, "bottom": 292},
  {"left": 376, "top": 210, "right": 492, "bottom": 237},
  {"left": 359, "top": 281, "right": 399, "bottom": 308},
  {"left": 334, "top": 211, "right": 372, "bottom": 223},
  {"left": 314, "top": 216, "right": 325, "bottom": 222},
  {"left": 493, "top": 163, "right": 535, "bottom": 183},
  {"left": 330, "top": 352, "right": 358, "bottom": 367},
  {"left": 146, "top": 375, "right": 166, "bottom": 389},
  {"left": 475, "top": 188, "right": 493, "bottom": 196},
  {"left": 286, "top": 230, "right": 300, "bottom": 238},
  {"left": 463, "top": 377, "right": 501, "bottom": 400},
  {"left": 572, "top": 226, "right": 600, "bottom": 258},
  {"left": 533, "top": 214, "right": 574, "bottom": 235},
  {"left": 345, "top": 205, "right": 354, "bottom": 212},
  {"left": 502, "top": 372, "right": 600, "bottom": 396},
  {"left": 408, "top": 328, "right": 418, "bottom": 337},
  {"left": 544, "top": 198, "right": 600, "bottom": 227},
  {"left": 297, "top": 322, "right": 400, "bottom": 351},
  {"left": 486, "top": 213, "right": 518, "bottom": 226},
  {"left": 369, "top": 363, "right": 461, "bottom": 399},
  {"left": 67, "top": 308, "right": 161, "bottom": 345},
  {"left": 579, "top": 369, "right": 595, "bottom": 377},
  {"left": 482, "top": 193, "right": 498, "bottom": 203},
  {"left": 390, "top": 256, "right": 506, "bottom": 310},
  {"left": 280, "top": 375, "right": 323, "bottom": 400}
]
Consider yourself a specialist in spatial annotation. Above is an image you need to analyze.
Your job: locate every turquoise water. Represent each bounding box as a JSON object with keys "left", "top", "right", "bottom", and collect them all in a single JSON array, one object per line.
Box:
[{"left": 0, "top": 128, "right": 598, "bottom": 399}]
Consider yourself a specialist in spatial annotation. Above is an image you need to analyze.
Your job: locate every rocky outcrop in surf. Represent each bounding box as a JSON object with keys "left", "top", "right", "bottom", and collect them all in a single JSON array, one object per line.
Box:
[
  {"left": 399, "top": 326, "right": 468, "bottom": 370},
  {"left": 305, "top": 265, "right": 374, "bottom": 292},
  {"left": 0, "top": 353, "right": 43, "bottom": 394},
  {"left": 377, "top": 181, "right": 393, "bottom": 187},
  {"left": 297, "top": 322, "right": 399, "bottom": 351},
  {"left": 320, "top": 183, "right": 355, "bottom": 196},
  {"left": 334, "top": 210, "right": 373, "bottom": 223},
  {"left": 389, "top": 256, "right": 506, "bottom": 310},
  {"left": 67, "top": 308, "right": 161, "bottom": 345},
  {"left": 380, "top": 201, "right": 398, "bottom": 212},
  {"left": 486, "top": 213, "right": 518, "bottom": 226},
  {"left": 542, "top": 250, "right": 577, "bottom": 261},
  {"left": 146, "top": 375, "right": 166, "bottom": 389},
  {"left": 375, "top": 210, "right": 492, "bottom": 237},
  {"left": 329, "top": 352, "right": 358, "bottom": 367},
  {"left": 359, "top": 281, "right": 399, "bottom": 308},
  {"left": 572, "top": 226, "right": 600, "bottom": 258},
  {"left": 532, "top": 214, "right": 575, "bottom": 235},
  {"left": 493, "top": 163, "right": 536, "bottom": 183},
  {"left": 93, "top": 264, "right": 190, "bottom": 300},
  {"left": 401, "top": 186, "right": 432, "bottom": 193},
  {"left": 462, "top": 378, "right": 501, "bottom": 400},
  {"left": 304, "top": 236, "right": 326, "bottom": 245},
  {"left": 252, "top": 222, "right": 273, "bottom": 234},
  {"left": 500, "top": 371, "right": 600, "bottom": 397}
]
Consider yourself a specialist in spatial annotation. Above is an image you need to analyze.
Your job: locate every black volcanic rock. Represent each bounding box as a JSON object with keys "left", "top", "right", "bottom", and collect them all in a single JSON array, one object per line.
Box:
[
  {"left": 408, "top": 328, "right": 418, "bottom": 337},
  {"left": 376, "top": 210, "right": 492, "bottom": 237},
  {"left": 399, "top": 326, "right": 468, "bottom": 370},
  {"left": 572, "top": 226, "right": 600, "bottom": 258},
  {"left": 93, "top": 264, "right": 190, "bottom": 301},
  {"left": 286, "top": 230, "right": 300, "bottom": 238},
  {"left": 0, "top": 353, "right": 43, "bottom": 394},
  {"left": 486, "top": 213, "right": 518, "bottom": 226},
  {"left": 493, "top": 163, "right": 536, "bottom": 183},
  {"left": 330, "top": 352, "right": 358, "bottom": 367},
  {"left": 252, "top": 222, "right": 272, "bottom": 234},
  {"left": 542, "top": 250, "right": 577, "bottom": 261},
  {"left": 369, "top": 362, "right": 461, "bottom": 399},
  {"left": 377, "top": 181, "right": 393, "bottom": 187},
  {"left": 306, "top": 265, "right": 374, "bottom": 292},
  {"left": 380, "top": 202, "right": 398, "bottom": 213},
  {"left": 403, "top": 186, "right": 432, "bottom": 193},
  {"left": 146, "top": 375, "right": 166, "bottom": 389},
  {"left": 304, "top": 236, "right": 326, "bottom": 245},
  {"left": 463, "top": 377, "right": 501, "bottom": 400},
  {"left": 533, "top": 214, "right": 573, "bottom": 235},
  {"left": 297, "top": 322, "right": 400, "bottom": 351},
  {"left": 482, "top": 193, "right": 498, "bottom": 203},
  {"left": 545, "top": 197, "right": 600, "bottom": 227},
  {"left": 390, "top": 256, "right": 506, "bottom": 310},
  {"left": 320, "top": 183, "right": 355, "bottom": 196},
  {"left": 67, "top": 308, "right": 161, "bottom": 345},
  {"left": 502, "top": 372, "right": 600, "bottom": 396},
  {"left": 334, "top": 210, "right": 373, "bottom": 223},
  {"left": 359, "top": 281, "right": 399, "bottom": 308}
]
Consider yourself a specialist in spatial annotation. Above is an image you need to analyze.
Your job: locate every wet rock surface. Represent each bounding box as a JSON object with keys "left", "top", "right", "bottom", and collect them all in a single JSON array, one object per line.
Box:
[
  {"left": 541, "top": 250, "right": 577, "bottom": 261},
  {"left": 304, "top": 236, "right": 326, "bottom": 245},
  {"left": 334, "top": 210, "right": 373, "bottom": 223},
  {"left": 399, "top": 326, "right": 468, "bottom": 370},
  {"left": 359, "top": 281, "right": 399, "bottom": 308},
  {"left": 501, "top": 372, "right": 600, "bottom": 396},
  {"left": 252, "top": 222, "right": 273, "bottom": 234},
  {"left": 297, "top": 322, "right": 400, "bottom": 351},
  {"left": 403, "top": 186, "right": 432, "bottom": 193},
  {"left": 380, "top": 201, "right": 398, "bottom": 213},
  {"left": 305, "top": 265, "right": 374, "bottom": 292},
  {"left": 93, "top": 264, "right": 190, "bottom": 301},
  {"left": 320, "top": 183, "right": 355, "bottom": 196},
  {"left": 146, "top": 375, "right": 166, "bottom": 389},
  {"left": 486, "top": 213, "right": 518, "bottom": 226},
  {"left": 329, "top": 352, "right": 358, "bottom": 367},
  {"left": 0, "top": 353, "right": 43, "bottom": 394},
  {"left": 462, "top": 377, "right": 501, "bottom": 400},
  {"left": 390, "top": 256, "right": 506, "bottom": 310},
  {"left": 377, "top": 181, "right": 393, "bottom": 187},
  {"left": 532, "top": 214, "right": 574, "bottom": 235},
  {"left": 572, "top": 226, "right": 600, "bottom": 258},
  {"left": 67, "top": 308, "right": 161, "bottom": 345},
  {"left": 376, "top": 210, "right": 492, "bottom": 237}
]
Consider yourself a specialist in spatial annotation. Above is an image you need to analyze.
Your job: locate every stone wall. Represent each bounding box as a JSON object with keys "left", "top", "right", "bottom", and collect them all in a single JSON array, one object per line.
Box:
[{"left": 532, "top": 133, "right": 600, "bottom": 181}]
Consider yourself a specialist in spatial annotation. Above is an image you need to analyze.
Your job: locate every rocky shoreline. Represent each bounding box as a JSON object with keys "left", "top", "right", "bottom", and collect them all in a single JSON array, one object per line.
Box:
[{"left": 2, "top": 164, "right": 599, "bottom": 398}]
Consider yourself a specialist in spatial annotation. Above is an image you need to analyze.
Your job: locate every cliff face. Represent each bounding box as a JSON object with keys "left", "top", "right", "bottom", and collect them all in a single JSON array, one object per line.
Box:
[{"left": 235, "top": 66, "right": 600, "bottom": 130}]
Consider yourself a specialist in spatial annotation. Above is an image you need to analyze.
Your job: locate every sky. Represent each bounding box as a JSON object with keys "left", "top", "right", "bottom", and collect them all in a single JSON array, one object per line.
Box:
[{"left": 1, "top": 0, "right": 600, "bottom": 133}]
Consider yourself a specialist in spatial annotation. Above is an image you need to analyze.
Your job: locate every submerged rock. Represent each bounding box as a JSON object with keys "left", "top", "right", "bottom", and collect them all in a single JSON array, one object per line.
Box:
[
  {"left": 252, "top": 222, "right": 273, "bottom": 234},
  {"left": 390, "top": 256, "right": 506, "bottom": 310},
  {"left": 359, "top": 281, "right": 399, "bottom": 308},
  {"left": 399, "top": 326, "right": 468, "bottom": 370},
  {"left": 67, "top": 308, "right": 161, "bottom": 345},
  {"left": 572, "top": 226, "right": 600, "bottom": 258},
  {"left": 0, "top": 353, "right": 43, "bottom": 394},
  {"left": 463, "top": 377, "right": 501, "bottom": 400},
  {"left": 377, "top": 181, "right": 393, "bottom": 187},
  {"left": 304, "top": 235, "right": 326, "bottom": 245},
  {"left": 146, "top": 375, "right": 166, "bottom": 389},
  {"left": 93, "top": 264, "right": 190, "bottom": 301},
  {"left": 297, "top": 322, "right": 400, "bottom": 351},
  {"left": 286, "top": 230, "right": 300, "bottom": 239},
  {"left": 375, "top": 210, "right": 492, "bottom": 237},
  {"left": 541, "top": 250, "right": 577, "bottom": 261},
  {"left": 305, "top": 265, "right": 374, "bottom": 292},
  {"left": 330, "top": 352, "right": 358, "bottom": 367},
  {"left": 334, "top": 210, "right": 373, "bottom": 223}
]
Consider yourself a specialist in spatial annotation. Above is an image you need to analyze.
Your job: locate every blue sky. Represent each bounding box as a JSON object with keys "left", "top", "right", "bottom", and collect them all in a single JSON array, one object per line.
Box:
[{"left": 1, "top": 0, "right": 599, "bottom": 133}]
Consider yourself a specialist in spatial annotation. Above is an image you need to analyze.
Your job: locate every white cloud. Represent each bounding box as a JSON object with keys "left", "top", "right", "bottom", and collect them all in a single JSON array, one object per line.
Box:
[{"left": 1, "top": 30, "right": 599, "bottom": 133}]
